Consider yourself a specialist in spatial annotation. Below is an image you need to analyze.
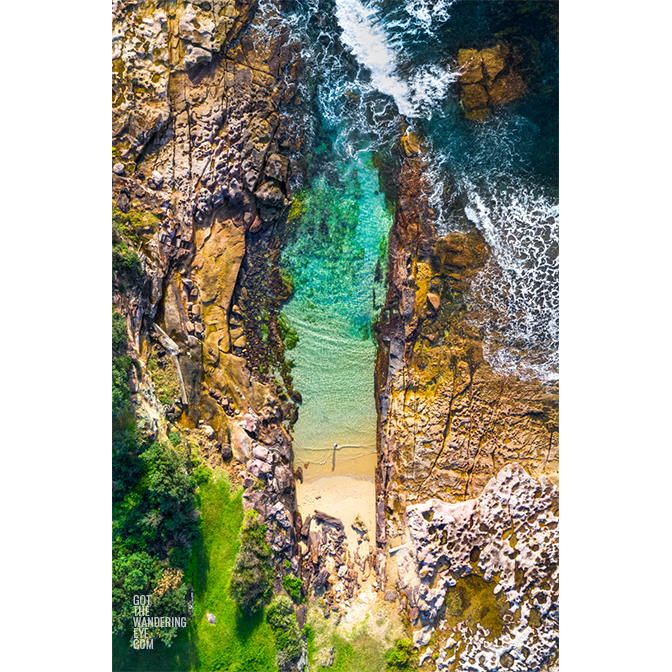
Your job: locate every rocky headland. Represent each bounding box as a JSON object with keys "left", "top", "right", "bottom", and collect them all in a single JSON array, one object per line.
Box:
[
  {"left": 112, "top": 1, "right": 308, "bottom": 661},
  {"left": 374, "top": 137, "right": 559, "bottom": 669}
]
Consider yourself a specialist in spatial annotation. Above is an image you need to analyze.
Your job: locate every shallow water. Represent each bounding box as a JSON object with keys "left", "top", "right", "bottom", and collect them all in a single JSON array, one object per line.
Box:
[{"left": 281, "top": 154, "right": 392, "bottom": 467}]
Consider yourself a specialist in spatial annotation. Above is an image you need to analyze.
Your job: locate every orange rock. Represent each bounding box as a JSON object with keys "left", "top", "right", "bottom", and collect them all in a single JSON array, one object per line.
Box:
[
  {"left": 457, "top": 49, "right": 484, "bottom": 84},
  {"left": 461, "top": 83, "right": 489, "bottom": 110},
  {"left": 401, "top": 130, "right": 420, "bottom": 157},
  {"left": 488, "top": 72, "right": 526, "bottom": 106},
  {"left": 481, "top": 44, "right": 508, "bottom": 81}
]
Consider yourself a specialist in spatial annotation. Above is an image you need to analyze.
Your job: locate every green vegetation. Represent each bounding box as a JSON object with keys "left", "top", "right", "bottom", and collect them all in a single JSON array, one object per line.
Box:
[
  {"left": 113, "top": 306, "right": 198, "bottom": 651},
  {"left": 278, "top": 313, "right": 299, "bottom": 350},
  {"left": 307, "top": 614, "right": 389, "bottom": 672},
  {"left": 112, "top": 310, "right": 133, "bottom": 418},
  {"left": 113, "top": 207, "right": 160, "bottom": 246},
  {"left": 287, "top": 191, "right": 306, "bottom": 222},
  {"left": 229, "top": 511, "right": 273, "bottom": 615},
  {"left": 313, "top": 625, "right": 386, "bottom": 672},
  {"left": 267, "top": 595, "right": 303, "bottom": 667},
  {"left": 112, "top": 440, "right": 199, "bottom": 646},
  {"left": 148, "top": 348, "right": 182, "bottom": 405},
  {"left": 113, "top": 224, "right": 143, "bottom": 287},
  {"left": 113, "top": 474, "right": 279, "bottom": 671},
  {"left": 282, "top": 574, "right": 304, "bottom": 604},
  {"left": 384, "top": 639, "right": 416, "bottom": 670}
]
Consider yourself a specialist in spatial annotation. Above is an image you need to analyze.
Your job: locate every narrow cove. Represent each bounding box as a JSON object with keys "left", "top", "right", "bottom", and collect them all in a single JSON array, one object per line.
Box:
[{"left": 281, "top": 152, "right": 393, "bottom": 553}]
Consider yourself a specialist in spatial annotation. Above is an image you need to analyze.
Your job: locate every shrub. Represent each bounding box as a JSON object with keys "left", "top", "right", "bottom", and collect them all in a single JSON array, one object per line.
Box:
[
  {"left": 141, "top": 443, "right": 198, "bottom": 529},
  {"left": 282, "top": 574, "right": 304, "bottom": 604},
  {"left": 148, "top": 349, "right": 182, "bottom": 406},
  {"left": 112, "top": 311, "right": 128, "bottom": 354},
  {"left": 112, "top": 310, "right": 133, "bottom": 416},
  {"left": 168, "top": 546, "right": 191, "bottom": 569},
  {"left": 385, "top": 639, "right": 415, "bottom": 670},
  {"left": 267, "top": 595, "right": 303, "bottom": 667},
  {"left": 229, "top": 511, "right": 272, "bottom": 614},
  {"left": 193, "top": 464, "right": 211, "bottom": 486},
  {"left": 112, "top": 354, "right": 132, "bottom": 416},
  {"left": 112, "top": 443, "right": 197, "bottom": 640},
  {"left": 113, "top": 207, "right": 160, "bottom": 246},
  {"left": 112, "top": 551, "right": 157, "bottom": 635},
  {"left": 113, "top": 224, "right": 143, "bottom": 286}
]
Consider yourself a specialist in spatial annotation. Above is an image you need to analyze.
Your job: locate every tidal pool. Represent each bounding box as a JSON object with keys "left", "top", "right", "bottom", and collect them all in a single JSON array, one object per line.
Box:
[{"left": 281, "top": 152, "right": 391, "bottom": 536}]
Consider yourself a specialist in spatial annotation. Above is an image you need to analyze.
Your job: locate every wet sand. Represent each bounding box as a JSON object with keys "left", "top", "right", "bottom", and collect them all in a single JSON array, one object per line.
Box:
[{"left": 296, "top": 447, "right": 377, "bottom": 482}]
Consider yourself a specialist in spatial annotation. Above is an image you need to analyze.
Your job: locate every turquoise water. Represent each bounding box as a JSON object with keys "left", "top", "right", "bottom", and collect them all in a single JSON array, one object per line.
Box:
[{"left": 281, "top": 154, "right": 392, "bottom": 464}]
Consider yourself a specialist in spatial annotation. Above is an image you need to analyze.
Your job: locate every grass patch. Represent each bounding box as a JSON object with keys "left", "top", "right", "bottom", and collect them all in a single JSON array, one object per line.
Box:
[
  {"left": 113, "top": 473, "right": 278, "bottom": 671},
  {"left": 307, "top": 611, "right": 388, "bottom": 672},
  {"left": 114, "top": 207, "right": 160, "bottom": 247},
  {"left": 148, "top": 349, "right": 181, "bottom": 406}
]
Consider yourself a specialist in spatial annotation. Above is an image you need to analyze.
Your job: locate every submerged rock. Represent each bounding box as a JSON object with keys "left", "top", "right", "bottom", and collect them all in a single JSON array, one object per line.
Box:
[{"left": 456, "top": 43, "right": 527, "bottom": 120}]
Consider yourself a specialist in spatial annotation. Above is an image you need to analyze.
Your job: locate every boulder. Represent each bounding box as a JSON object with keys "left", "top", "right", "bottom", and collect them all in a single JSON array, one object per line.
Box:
[
  {"left": 426, "top": 292, "right": 440, "bottom": 311},
  {"left": 206, "top": 613, "right": 216, "bottom": 624},
  {"left": 240, "top": 413, "right": 259, "bottom": 437},
  {"left": 488, "top": 72, "right": 526, "bottom": 106},
  {"left": 301, "top": 514, "right": 312, "bottom": 538},
  {"left": 264, "top": 153, "right": 286, "bottom": 181},
  {"left": 313, "top": 568, "right": 330, "bottom": 588},
  {"left": 252, "top": 444, "right": 270, "bottom": 462},
  {"left": 255, "top": 181, "right": 285, "bottom": 207},
  {"left": 274, "top": 464, "right": 292, "bottom": 492},
  {"left": 457, "top": 49, "right": 483, "bottom": 83},
  {"left": 401, "top": 130, "right": 420, "bottom": 157},
  {"left": 314, "top": 510, "right": 344, "bottom": 530},
  {"left": 296, "top": 604, "right": 307, "bottom": 629},
  {"left": 465, "top": 107, "right": 492, "bottom": 122},
  {"left": 150, "top": 170, "right": 163, "bottom": 188},
  {"left": 461, "top": 83, "right": 488, "bottom": 110},
  {"left": 481, "top": 44, "right": 508, "bottom": 81}
]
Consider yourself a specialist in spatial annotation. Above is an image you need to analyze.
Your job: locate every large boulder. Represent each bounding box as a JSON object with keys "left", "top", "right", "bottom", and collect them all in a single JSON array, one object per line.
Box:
[{"left": 456, "top": 43, "right": 526, "bottom": 120}]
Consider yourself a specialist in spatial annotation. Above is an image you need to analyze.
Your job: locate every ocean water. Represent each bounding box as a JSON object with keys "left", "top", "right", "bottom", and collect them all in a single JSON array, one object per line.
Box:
[{"left": 279, "top": 0, "right": 559, "bottom": 462}]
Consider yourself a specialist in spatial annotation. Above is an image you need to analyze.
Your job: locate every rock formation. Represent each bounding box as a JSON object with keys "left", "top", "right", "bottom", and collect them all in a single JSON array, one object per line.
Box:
[
  {"left": 375, "top": 140, "right": 559, "bottom": 669},
  {"left": 457, "top": 44, "right": 527, "bottom": 121},
  {"left": 112, "top": 0, "right": 306, "bottom": 593}
]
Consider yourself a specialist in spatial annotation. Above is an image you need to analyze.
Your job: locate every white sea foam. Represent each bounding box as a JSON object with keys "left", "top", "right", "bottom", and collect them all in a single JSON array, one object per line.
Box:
[
  {"left": 334, "top": 0, "right": 455, "bottom": 118},
  {"left": 463, "top": 180, "right": 559, "bottom": 381},
  {"left": 403, "top": 0, "right": 455, "bottom": 32}
]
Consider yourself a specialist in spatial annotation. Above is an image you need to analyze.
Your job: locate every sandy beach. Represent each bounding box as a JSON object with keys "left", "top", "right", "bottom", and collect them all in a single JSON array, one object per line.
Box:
[{"left": 296, "top": 452, "right": 376, "bottom": 554}]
